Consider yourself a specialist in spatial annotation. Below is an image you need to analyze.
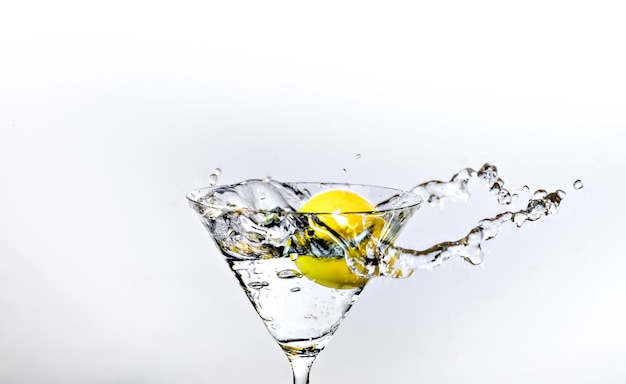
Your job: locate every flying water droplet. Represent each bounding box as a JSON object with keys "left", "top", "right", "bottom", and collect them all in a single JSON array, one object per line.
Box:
[
  {"left": 573, "top": 179, "right": 584, "bottom": 190},
  {"left": 477, "top": 164, "right": 498, "bottom": 185},
  {"left": 208, "top": 167, "right": 222, "bottom": 186},
  {"left": 521, "top": 185, "right": 530, "bottom": 192},
  {"left": 498, "top": 190, "right": 512, "bottom": 205},
  {"left": 490, "top": 182, "right": 502, "bottom": 194},
  {"left": 355, "top": 154, "right": 361, "bottom": 160}
]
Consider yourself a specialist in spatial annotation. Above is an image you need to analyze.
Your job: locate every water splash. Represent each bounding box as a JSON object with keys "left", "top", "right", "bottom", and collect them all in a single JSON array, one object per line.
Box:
[
  {"left": 409, "top": 164, "right": 513, "bottom": 207},
  {"left": 189, "top": 164, "right": 567, "bottom": 280},
  {"left": 339, "top": 163, "right": 565, "bottom": 277}
]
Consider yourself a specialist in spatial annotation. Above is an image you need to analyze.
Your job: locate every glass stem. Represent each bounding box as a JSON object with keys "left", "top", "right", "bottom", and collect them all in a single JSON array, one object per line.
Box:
[{"left": 288, "top": 355, "right": 316, "bottom": 384}]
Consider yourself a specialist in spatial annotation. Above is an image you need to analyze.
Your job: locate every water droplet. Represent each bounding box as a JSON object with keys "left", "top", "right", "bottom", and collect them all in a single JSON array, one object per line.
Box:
[
  {"left": 490, "top": 182, "right": 501, "bottom": 194},
  {"left": 271, "top": 323, "right": 280, "bottom": 330},
  {"left": 527, "top": 199, "right": 546, "bottom": 221},
  {"left": 355, "top": 153, "right": 361, "bottom": 160},
  {"left": 497, "top": 190, "right": 512, "bottom": 205},
  {"left": 521, "top": 185, "right": 530, "bottom": 192},
  {"left": 573, "top": 179, "right": 583, "bottom": 190},
  {"left": 342, "top": 168, "right": 347, "bottom": 173},
  {"left": 290, "top": 287, "right": 301, "bottom": 292},
  {"left": 277, "top": 269, "right": 302, "bottom": 279},
  {"left": 208, "top": 173, "right": 218, "bottom": 186},
  {"left": 477, "top": 164, "right": 498, "bottom": 185},
  {"left": 304, "top": 314, "right": 313, "bottom": 319},
  {"left": 513, "top": 212, "right": 528, "bottom": 227},
  {"left": 214, "top": 168, "right": 222, "bottom": 176}
]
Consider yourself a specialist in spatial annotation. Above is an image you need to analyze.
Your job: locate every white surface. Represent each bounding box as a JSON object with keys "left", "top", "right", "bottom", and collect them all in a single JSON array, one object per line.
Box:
[{"left": 1, "top": 1, "right": 625, "bottom": 383}]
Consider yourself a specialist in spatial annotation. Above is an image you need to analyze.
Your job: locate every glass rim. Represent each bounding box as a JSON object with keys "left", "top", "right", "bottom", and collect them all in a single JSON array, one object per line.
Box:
[{"left": 186, "top": 181, "right": 423, "bottom": 215}]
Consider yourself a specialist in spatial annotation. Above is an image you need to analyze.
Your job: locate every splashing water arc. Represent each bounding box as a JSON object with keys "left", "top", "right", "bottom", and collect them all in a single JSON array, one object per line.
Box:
[{"left": 375, "top": 164, "right": 568, "bottom": 278}]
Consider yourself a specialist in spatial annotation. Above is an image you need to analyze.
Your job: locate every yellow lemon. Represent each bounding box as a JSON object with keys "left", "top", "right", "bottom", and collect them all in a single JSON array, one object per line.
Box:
[{"left": 294, "top": 190, "right": 385, "bottom": 289}]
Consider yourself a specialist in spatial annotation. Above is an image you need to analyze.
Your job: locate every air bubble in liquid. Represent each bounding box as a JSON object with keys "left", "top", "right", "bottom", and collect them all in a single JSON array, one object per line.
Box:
[
  {"left": 277, "top": 269, "right": 303, "bottom": 279},
  {"left": 249, "top": 281, "right": 269, "bottom": 289}
]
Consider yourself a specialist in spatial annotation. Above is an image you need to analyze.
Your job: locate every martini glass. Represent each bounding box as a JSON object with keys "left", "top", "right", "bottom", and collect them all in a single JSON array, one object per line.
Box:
[{"left": 187, "top": 180, "right": 422, "bottom": 383}]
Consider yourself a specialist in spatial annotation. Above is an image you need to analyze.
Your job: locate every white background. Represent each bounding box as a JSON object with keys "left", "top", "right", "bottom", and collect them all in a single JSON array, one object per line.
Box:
[{"left": 1, "top": 1, "right": 625, "bottom": 383}]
